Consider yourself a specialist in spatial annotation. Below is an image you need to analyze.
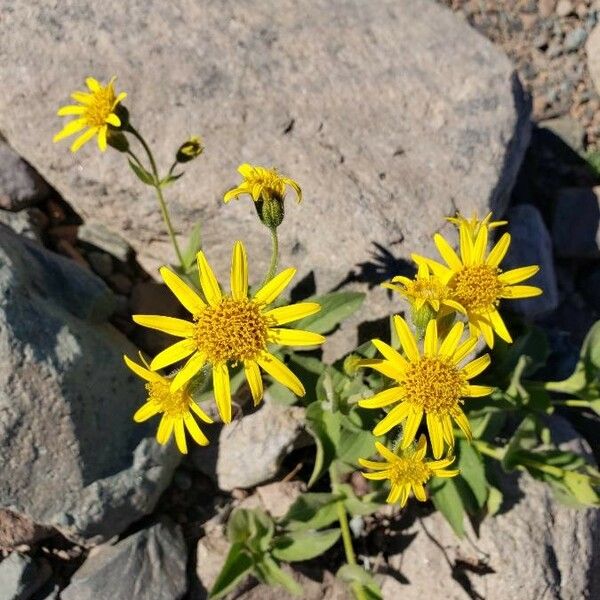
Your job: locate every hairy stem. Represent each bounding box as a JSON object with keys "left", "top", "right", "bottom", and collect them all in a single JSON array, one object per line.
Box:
[{"left": 262, "top": 227, "right": 279, "bottom": 286}]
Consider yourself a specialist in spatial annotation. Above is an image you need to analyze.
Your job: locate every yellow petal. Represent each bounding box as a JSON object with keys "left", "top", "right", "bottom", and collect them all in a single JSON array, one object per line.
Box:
[
  {"left": 393, "top": 315, "right": 420, "bottom": 362},
  {"left": 97, "top": 126, "right": 108, "bottom": 152},
  {"left": 267, "top": 328, "right": 325, "bottom": 347},
  {"left": 400, "top": 409, "right": 423, "bottom": 449},
  {"left": 257, "top": 352, "right": 304, "bottom": 396},
  {"left": 150, "top": 338, "right": 197, "bottom": 371},
  {"left": 156, "top": 416, "right": 174, "bottom": 445},
  {"left": 486, "top": 233, "right": 511, "bottom": 267},
  {"left": 459, "top": 222, "right": 474, "bottom": 265},
  {"left": 363, "top": 471, "right": 392, "bottom": 481},
  {"left": 230, "top": 241, "right": 248, "bottom": 300},
  {"left": 414, "top": 434, "right": 427, "bottom": 461},
  {"left": 133, "top": 402, "right": 161, "bottom": 422},
  {"left": 263, "top": 302, "right": 320, "bottom": 325},
  {"left": 358, "top": 458, "right": 390, "bottom": 470},
  {"left": 213, "top": 362, "right": 232, "bottom": 423},
  {"left": 489, "top": 309, "right": 512, "bottom": 343},
  {"left": 184, "top": 412, "right": 209, "bottom": 446},
  {"left": 424, "top": 320, "right": 438, "bottom": 356},
  {"left": 374, "top": 441, "right": 399, "bottom": 463},
  {"left": 86, "top": 77, "right": 101, "bottom": 92},
  {"left": 57, "top": 105, "right": 86, "bottom": 116},
  {"left": 223, "top": 184, "right": 249, "bottom": 203},
  {"left": 114, "top": 91, "right": 127, "bottom": 105},
  {"left": 372, "top": 339, "right": 408, "bottom": 371},
  {"left": 105, "top": 113, "right": 121, "bottom": 127},
  {"left": 358, "top": 359, "right": 405, "bottom": 381},
  {"left": 373, "top": 401, "right": 411, "bottom": 436},
  {"left": 398, "top": 485, "right": 410, "bottom": 507},
  {"left": 498, "top": 265, "right": 539, "bottom": 285},
  {"left": 190, "top": 401, "right": 213, "bottom": 423},
  {"left": 439, "top": 321, "right": 465, "bottom": 357},
  {"left": 441, "top": 414, "right": 454, "bottom": 445},
  {"left": 452, "top": 336, "right": 478, "bottom": 364},
  {"left": 244, "top": 360, "right": 263, "bottom": 406},
  {"left": 197, "top": 251, "right": 222, "bottom": 306},
  {"left": 466, "top": 384, "right": 494, "bottom": 397},
  {"left": 359, "top": 386, "right": 406, "bottom": 409},
  {"left": 70, "top": 127, "right": 97, "bottom": 152},
  {"left": 453, "top": 410, "right": 471, "bottom": 439},
  {"left": 462, "top": 354, "right": 491, "bottom": 380},
  {"left": 477, "top": 316, "right": 495, "bottom": 348},
  {"left": 133, "top": 314, "right": 195, "bottom": 338},
  {"left": 174, "top": 419, "right": 188, "bottom": 454},
  {"left": 413, "top": 483, "right": 427, "bottom": 502},
  {"left": 501, "top": 285, "right": 543, "bottom": 299},
  {"left": 427, "top": 413, "right": 444, "bottom": 459},
  {"left": 170, "top": 352, "right": 207, "bottom": 391},
  {"left": 412, "top": 254, "right": 453, "bottom": 280},
  {"left": 53, "top": 118, "right": 87, "bottom": 142},
  {"left": 70, "top": 91, "right": 93, "bottom": 104},
  {"left": 473, "top": 225, "right": 488, "bottom": 263},
  {"left": 253, "top": 268, "right": 296, "bottom": 306},
  {"left": 434, "top": 468, "right": 460, "bottom": 478},
  {"left": 160, "top": 266, "right": 206, "bottom": 314},
  {"left": 123, "top": 355, "right": 162, "bottom": 382},
  {"left": 284, "top": 177, "right": 302, "bottom": 203},
  {"left": 434, "top": 233, "right": 462, "bottom": 270}
]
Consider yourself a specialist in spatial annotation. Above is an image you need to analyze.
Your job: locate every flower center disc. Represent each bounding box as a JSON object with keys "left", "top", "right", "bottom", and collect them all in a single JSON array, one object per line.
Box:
[
  {"left": 451, "top": 265, "right": 503, "bottom": 311},
  {"left": 195, "top": 297, "right": 268, "bottom": 363},
  {"left": 390, "top": 457, "right": 431, "bottom": 487},
  {"left": 411, "top": 277, "right": 447, "bottom": 302},
  {"left": 86, "top": 88, "right": 116, "bottom": 127},
  {"left": 404, "top": 357, "right": 466, "bottom": 413},
  {"left": 146, "top": 381, "right": 188, "bottom": 416}
]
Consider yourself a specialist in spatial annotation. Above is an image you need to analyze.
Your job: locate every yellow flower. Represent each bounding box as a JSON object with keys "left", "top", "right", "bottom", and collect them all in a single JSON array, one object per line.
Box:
[
  {"left": 53, "top": 76, "right": 127, "bottom": 153},
  {"left": 383, "top": 262, "right": 464, "bottom": 316},
  {"left": 359, "top": 317, "right": 493, "bottom": 458},
  {"left": 133, "top": 241, "right": 324, "bottom": 424},
  {"left": 224, "top": 164, "right": 302, "bottom": 204},
  {"left": 446, "top": 211, "right": 507, "bottom": 242},
  {"left": 413, "top": 223, "right": 542, "bottom": 347},
  {"left": 359, "top": 436, "right": 459, "bottom": 506},
  {"left": 123, "top": 355, "right": 213, "bottom": 454}
]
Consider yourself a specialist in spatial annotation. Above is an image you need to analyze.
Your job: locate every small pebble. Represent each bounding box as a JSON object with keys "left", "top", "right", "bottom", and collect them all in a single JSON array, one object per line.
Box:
[{"left": 556, "top": 0, "right": 574, "bottom": 17}]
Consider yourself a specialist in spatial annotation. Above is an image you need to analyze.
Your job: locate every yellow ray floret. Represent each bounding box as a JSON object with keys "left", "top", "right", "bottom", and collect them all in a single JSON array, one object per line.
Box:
[
  {"left": 358, "top": 317, "right": 493, "bottom": 458},
  {"left": 413, "top": 222, "right": 542, "bottom": 347},
  {"left": 53, "top": 76, "right": 127, "bottom": 153},
  {"left": 224, "top": 164, "right": 302, "bottom": 204},
  {"left": 446, "top": 211, "right": 507, "bottom": 242},
  {"left": 359, "top": 436, "right": 459, "bottom": 506},
  {"left": 383, "top": 262, "right": 465, "bottom": 316},
  {"left": 133, "top": 241, "right": 324, "bottom": 424},
  {"left": 123, "top": 354, "right": 213, "bottom": 454}
]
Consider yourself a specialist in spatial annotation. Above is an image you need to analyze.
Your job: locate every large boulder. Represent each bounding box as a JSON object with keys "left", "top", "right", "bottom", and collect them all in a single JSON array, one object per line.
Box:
[
  {"left": 386, "top": 472, "right": 600, "bottom": 600},
  {"left": 0, "top": 225, "right": 178, "bottom": 545},
  {"left": 0, "top": 0, "right": 530, "bottom": 357}
]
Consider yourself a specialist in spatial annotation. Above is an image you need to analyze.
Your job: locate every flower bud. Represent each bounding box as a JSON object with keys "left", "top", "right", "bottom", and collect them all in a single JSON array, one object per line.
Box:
[
  {"left": 410, "top": 303, "right": 436, "bottom": 340},
  {"left": 176, "top": 136, "right": 204, "bottom": 163},
  {"left": 107, "top": 130, "right": 130, "bottom": 153},
  {"left": 255, "top": 196, "right": 285, "bottom": 229}
]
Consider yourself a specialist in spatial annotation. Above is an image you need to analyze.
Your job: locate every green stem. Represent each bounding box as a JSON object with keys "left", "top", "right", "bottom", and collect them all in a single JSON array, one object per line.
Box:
[
  {"left": 127, "top": 125, "right": 185, "bottom": 269},
  {"left": 551, "top": 399, "right": 590, "bottom": 408},
  {"left": 330, "top": 469, "right": 368, "bottom": 600},
  {"left": 471, "top": 439, "right": 505, "bottom": 461},
  {"left": 262, "top": 227, "right": 279, "bottom": 286}
]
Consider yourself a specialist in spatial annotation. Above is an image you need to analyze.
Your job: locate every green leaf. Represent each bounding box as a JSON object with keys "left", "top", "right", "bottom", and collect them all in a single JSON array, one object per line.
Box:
[
  {"left": 337, "top": 428, "right": 376, "bottom": 468},
  {"left": 292, "top": 292, "right": 365, "bottom": 334},
  {"left": 227, "top": 508, "right": 274, "bottom": 552},
  {"left": 336, "top": 564, "right": 383, "bottom": 600},
  {"left": 181, "top": 221, "right": 203, "bottom": 271},
  {"left": 456, "top": 439, "right": 488, "bottom": 509},
  {"left": 255, "top": 556, "right": 303, "bottom": 596},
  {"left": 430, "top": 478, "right": 465, "bottom": 537},
  {"left": 305, "top": 401, "right": 342, "bottom": 487},
  {"left": 209, "top": 542, "right": 253, "bottom": 599},
  {"left": 159, "top": 171, "right": 184, "bottom": 187},
  {"left": 272, "top": 528, "right": 341, "bottom": 562},
  {"left": 128, "top": 159, "right": 156, "bottom": 186},
  {"left": 486, "top": 485, "right": 503, "bottom": 516},
  {"left": 337, "top": 483, "right": 384, "bottom": 517},
  {"left": 281, "top": 493, "right": 342, "bottom": 531},
  {"left": 266, "top": 381, "right": 297, "bottom": 405},
  {"left": 501, "top": 416, "right": 539, "bottom": 471}
]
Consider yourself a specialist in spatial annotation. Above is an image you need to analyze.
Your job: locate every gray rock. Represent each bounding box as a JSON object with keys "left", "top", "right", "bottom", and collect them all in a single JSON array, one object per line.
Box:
[
  {"left": 538, "top": 116, "right": 585, "bottom": 152},
  {"left": 0, "top": 208, "right": 46, "bottom": 242},
  {"left": 86, "top": 251, "right": 113, "bottom": 279},
  {"left": 0, "top": 140, "right": 50, "bottom": 211},
  {"left": 0, "top": 226, "right": 179, "bottom": 545},
  {"left": 78, "top": 221, "right": 132, "bottom": 263},
  {"left": 0, "top": 0, "right": 529, "bottom": 356},
  {"left": 503, "top": 204, "right": 559, "bottom": 316},
  {"left": 385, "top": 472, "right": 600, "bottom": 600},
  {"left": 216, "top": 403, "right": 306, "bottom": 491},
  {"left": 564, "top": 27, "right": 588, "bottom": 52},
  {"left": 556, "top": 0, "right": 574, "bottom": 17},
  {"left": 587, "top": 23, "right": 600, "bottom": 97},
  {"left": 552, "top": 187, "right": 600, "bottom": 258},
  {"left": 0, "top": 553, "right": 51, "bottom": 600},
  {"left": 61, "top": 520, "right": 187, "bottom": 600}
]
